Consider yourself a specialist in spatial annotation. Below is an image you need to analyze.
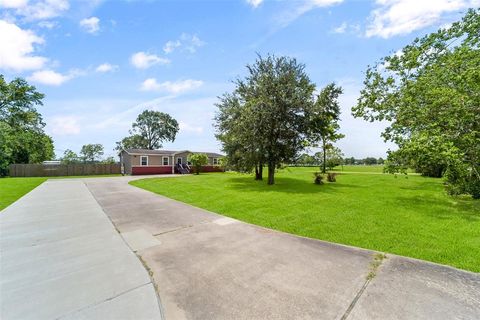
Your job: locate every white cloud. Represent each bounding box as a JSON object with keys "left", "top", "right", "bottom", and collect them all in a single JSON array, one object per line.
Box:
[
  {"left": 331, "top": 22, "right": 361, "bottom": 35},
  {"left": 27, "top": 69, "right": 83, "bottom": 86},
  {"left": 80, "top": 16, "right": 100, "bottom": 34},
  {"left": 179, "top": 121, "right": 204, "bottom": 134},
  {"left": 49, "top": 115, "right": 81, "bottom": 135},
  {"left": 140, "top": 78, "right": 203, "bottom": 94},
  {"left": 366, "top": 0, "right": 474, "bottom": 38},
  {"left": 0, "top": 0, "right": 27, "bottom": 9},
  {"left": 95, "top": 63, "right": 118, "bottom": 73},
  {"left": 163, "top": 40, "right": 181, "bottom": 54},
  {"left": 130, "top": 51, "right": 170, "bottom": 69},
  {"left": 38, "top": 20, "right": 57, "bottom": 29},
  {"left": 163, "top": 33, "right": 206, "bottom": 54},
  {"left": 275, "top": 0, "right": 344, "bottom": 29},
  {"left": 246, "top": 0, "right": 263, "bottom": 8},
  {"left": 332, "top": 21, "right": 347, "bottom": 33},
  {"left": 0, "top": 20, "right": 47, "bottom": 71},
  {"left": 15, "top": 0, "right": 69, "bottom": 21}
]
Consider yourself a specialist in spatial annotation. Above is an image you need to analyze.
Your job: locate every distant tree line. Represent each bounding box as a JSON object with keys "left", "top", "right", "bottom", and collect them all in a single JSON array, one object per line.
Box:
[
  {"left": 60, "top": 144, "right": 116, "bottom": 164},
  {"left": 294, "top": 153, "right": 384, "bottom": 167}
]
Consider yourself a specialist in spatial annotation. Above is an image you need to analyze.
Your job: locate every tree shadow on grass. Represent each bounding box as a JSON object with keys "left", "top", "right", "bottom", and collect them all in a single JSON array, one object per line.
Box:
[
  {"left": 394, "top": 195, "right": 480, "bottom": 222},
  {"left": 225, "top": 176, "right": 361, "bottom": 194}
]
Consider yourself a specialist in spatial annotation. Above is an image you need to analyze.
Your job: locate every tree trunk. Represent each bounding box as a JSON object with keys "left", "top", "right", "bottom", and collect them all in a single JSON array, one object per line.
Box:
[
  {"left": 267, "top": 163, "right": 275, "bottom": 185},
  {"left": 255, "top": 163, "right": 263, "bottom": 180},
  {"left": 322, "top": 140, "right": 327, "bottom": 174}
]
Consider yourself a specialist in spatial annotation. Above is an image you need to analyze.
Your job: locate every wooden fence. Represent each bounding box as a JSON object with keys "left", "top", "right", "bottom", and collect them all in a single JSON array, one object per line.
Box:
[{"left": 9, "top": 163, "right": 121, "bottom": 177}]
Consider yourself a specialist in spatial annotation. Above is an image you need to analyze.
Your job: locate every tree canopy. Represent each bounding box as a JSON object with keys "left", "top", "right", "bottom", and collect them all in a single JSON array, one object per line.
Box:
[
  {"left": 215, "top": 54, "right": 316, "bottom": 184},
  {"left": 0, "top": 76, "right": 54, "bottom": 175},
  {"left": 80, "top": 144, "right": 104, "bottom": 163},
  {"left": 117, "top": 110, "right": 179, "bottom": 151},
  {"left": 314, "top": 146, "right": 344, "bottom": 171},
  {"left": 352, "top": 9, "right": 480, "bottom": 198},
  {"left": 188, "top": 153, "right": 209, "bottom": 175},
  {"left": 307, "top": 83, "right": 344, "bottom": 173}
]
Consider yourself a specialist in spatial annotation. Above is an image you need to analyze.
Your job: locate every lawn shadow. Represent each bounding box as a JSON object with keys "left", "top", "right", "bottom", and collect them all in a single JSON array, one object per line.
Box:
[
  {"left": 395, "top": 195, "right": 480, "bottom": 222},
  {"left": 225, "top": 176, "right": 361, "bottom": 194}
]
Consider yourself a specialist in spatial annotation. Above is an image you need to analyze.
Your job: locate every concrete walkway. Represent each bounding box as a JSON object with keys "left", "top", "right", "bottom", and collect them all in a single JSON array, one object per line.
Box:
[
  {"left": 84, "top": 176, "right": 480, "bottom": 320},
  {"left": 0, "top": 179, "right": 162, "bottom": 320}
]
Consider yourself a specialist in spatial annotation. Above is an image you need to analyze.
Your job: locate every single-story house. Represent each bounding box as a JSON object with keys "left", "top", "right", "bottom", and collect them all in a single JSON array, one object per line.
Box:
[{"left": 119, "top": 149, "right": 224, "bottom": 175}]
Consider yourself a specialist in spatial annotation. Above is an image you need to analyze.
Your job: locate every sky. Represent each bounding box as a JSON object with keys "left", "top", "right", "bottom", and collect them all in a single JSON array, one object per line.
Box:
[{"left": 1, "top": 0, "right": 477, "bottom": 159}]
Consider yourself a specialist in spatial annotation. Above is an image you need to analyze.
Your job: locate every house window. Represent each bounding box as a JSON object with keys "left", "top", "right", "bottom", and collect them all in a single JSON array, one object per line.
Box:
[
  {"left": 163, "top": 156, "right": 169, "bottom": 166},
  {"left": 140, "top": 156, "right": 148, "bottom": 166},
  {"left": 177, "top": 157, "right": 182, "bottom": 165},
  {"left": 213, "top": 158, "right": 219, "bottom": 165}
]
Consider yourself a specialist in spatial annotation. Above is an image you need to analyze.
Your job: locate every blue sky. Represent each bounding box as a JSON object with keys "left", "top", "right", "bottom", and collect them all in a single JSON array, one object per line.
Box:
[{"left": 1, "top": 0, "right": 477, "bottom": 159}]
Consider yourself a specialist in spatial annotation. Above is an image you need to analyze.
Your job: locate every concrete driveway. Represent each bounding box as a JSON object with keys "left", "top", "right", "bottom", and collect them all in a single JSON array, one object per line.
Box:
[
  {"left": 83, "top": 176, "right": 480, "bottom": 320},
  {"left": 0, "top": 179, "right": 162, "bottom": 320}
]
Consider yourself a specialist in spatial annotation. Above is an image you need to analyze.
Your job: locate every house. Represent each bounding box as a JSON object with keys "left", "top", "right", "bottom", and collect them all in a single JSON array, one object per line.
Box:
[{"left": 119, "top": 149, "right": 224, "bottom": 175}]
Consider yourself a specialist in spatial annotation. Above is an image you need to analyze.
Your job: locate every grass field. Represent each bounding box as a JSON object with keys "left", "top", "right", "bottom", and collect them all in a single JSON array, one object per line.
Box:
[
  {"left": 131, "top": 167, "right": 480, "bottom": 272},
  {"left": 0, "top": 177, "right": 47, "bottom": 211}
]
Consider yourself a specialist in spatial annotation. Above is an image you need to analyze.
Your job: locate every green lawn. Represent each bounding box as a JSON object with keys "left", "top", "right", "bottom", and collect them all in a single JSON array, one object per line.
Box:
[
  {"left": 131, "top": 167, "right": 480, "bottom": 272},
  {"left": 0, "top": 177, "right": 47, "bottom": 211}
]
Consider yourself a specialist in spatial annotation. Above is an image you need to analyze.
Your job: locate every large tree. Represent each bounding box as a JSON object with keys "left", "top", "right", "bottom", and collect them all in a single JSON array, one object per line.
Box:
[
  {"left": 0, "top": 76, "right": 54, "bottom": 175},
  {"left": 307, "top": 83, "right": 344, "bottom": 173},
  {"left": 117, "top": 110, "right": 179, "bottom": 150},
  {"left": 115, "top": 134, "right": 149, "bottom": 151},
  {"left": 215, "top": 54, "right": 316, "bottom": 185},
  {"left": 352, "top": 9, "right": 480, "bottom": 198}
]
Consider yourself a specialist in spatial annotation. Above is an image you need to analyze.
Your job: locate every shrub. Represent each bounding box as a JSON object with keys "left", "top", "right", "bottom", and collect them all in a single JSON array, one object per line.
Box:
[
  {"left": 313, "top": 172, "right": 324, "bottom": 184},
  {"left": 188, "top": 153, "right": 209, "bottom": 175},
  {"left": 327, "top": 172, "right": 337, "bottom": 182}
]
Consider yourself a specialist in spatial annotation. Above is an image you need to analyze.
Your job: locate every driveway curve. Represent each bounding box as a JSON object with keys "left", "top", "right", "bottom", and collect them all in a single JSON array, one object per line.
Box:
[{"left": 84, "top": 176, "right": 480, "bottom": 320}]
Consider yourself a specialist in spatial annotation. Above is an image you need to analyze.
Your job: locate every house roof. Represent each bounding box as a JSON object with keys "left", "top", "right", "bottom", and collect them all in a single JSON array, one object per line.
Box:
[{"left": 123, "top": 149, "right": 223, "bottom": 158}]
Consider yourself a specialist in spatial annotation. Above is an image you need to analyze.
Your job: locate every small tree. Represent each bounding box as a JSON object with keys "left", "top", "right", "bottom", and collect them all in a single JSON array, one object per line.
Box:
[
  {"left": 188, "top": 153, "right": 208, "bottom": 175},
  {"left": 61, "top": 149, "right": 79, "bottom": 164},
  {"left": 80, "top": 144, "right": 104, "bottom": 163},
  {"left": 315, "top": 147, "right": 343, "bottom": 171},
  {"left": 307, "top": 83, "right": 344, "bottom": 173}
]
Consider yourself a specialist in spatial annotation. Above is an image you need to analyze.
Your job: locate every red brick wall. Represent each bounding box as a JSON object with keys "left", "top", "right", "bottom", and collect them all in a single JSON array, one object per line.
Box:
[
  {"left": 132, "top": 166, "right": 172, "bottom": 175},
  {"left": 191, "top": 166, "right": 223, "bottom": 173},
  {"left": 132, "top": 165, "right": 223, "bottom": 175}
]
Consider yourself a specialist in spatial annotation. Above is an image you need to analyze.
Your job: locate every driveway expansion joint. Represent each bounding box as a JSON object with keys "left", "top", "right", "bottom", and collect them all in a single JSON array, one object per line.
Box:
[{"left": 56, "top": 281, "right": 152, "bottom": 320}]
